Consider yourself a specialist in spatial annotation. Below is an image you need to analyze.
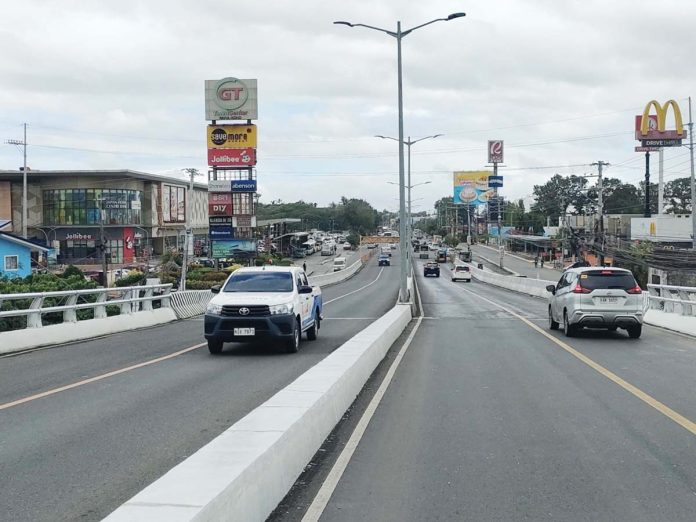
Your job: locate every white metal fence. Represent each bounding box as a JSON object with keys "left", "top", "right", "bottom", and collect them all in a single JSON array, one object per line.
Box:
[
  {"left": 169, "top": 290, "right": 213, "bottom": 319},
  {"left": 646, "top": 284, "right": 696, "bottom": 316},
  {"left": 0, "top": 284, "right": 173, "bottom": 331}
]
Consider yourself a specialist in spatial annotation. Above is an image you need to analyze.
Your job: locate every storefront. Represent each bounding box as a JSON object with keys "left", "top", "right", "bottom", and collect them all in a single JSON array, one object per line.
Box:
[{"left": 54, "top": 227, "right": 143, "bottom": 265}]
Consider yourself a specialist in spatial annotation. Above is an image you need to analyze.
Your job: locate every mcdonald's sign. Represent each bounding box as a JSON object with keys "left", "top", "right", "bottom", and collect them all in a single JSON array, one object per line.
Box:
[{"left": 635, "top": 99, "right": 686, "bottom": 141}]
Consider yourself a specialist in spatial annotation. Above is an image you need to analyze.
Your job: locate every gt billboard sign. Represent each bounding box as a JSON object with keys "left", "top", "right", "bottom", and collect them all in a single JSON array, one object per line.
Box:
[
  {"left": 205, "top": 78, "right": 258, "bottom": 120},
  {"left": 207, "top": 124, "right": 257, "bottom": 148},
  {"left": 207, "top": 148, "right": 256, "bottom": 167},
  {"left": 488, "top": 140, "right": 504, "bottom": 163}
]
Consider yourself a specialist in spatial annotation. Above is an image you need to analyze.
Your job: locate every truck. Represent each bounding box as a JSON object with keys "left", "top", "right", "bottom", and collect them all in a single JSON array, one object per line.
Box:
[{"left": 204, "top": 266, "right": 322, "bottom": 354}]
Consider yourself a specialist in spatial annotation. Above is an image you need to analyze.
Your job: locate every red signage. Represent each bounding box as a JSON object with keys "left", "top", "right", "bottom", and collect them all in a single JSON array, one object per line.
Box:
[
  {"left": 208, "top": 203, "right": 233, "bottom": 216},
  {"left": 123, "top": 227, "right": 135, "bottom": 262},
  {"left": 208, "top": 192, "right": 232, "bottom": 205},
  {"left": 207, "top": 148, "right": 256, "bottom": 167},
  {"left": 488, "top": 140, "right": 504, "bottom": 163}
]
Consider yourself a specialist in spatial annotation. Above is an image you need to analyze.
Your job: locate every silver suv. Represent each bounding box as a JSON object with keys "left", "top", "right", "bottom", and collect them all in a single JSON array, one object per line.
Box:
[{"left": 546, "top": 267, "right": 644, "bottom": 338}]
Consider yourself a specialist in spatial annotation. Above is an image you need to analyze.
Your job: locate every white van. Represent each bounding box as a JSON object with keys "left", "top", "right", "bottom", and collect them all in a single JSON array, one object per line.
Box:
[{"left": 333, "top": 257, "right": 347, "bottom": 272}]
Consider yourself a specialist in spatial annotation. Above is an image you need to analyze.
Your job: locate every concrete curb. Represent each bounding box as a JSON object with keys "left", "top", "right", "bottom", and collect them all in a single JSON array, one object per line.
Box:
[
  {"left": 104, "top": 303, "right": 413, "bottom": 522},
  {"left": 0, "top": 308, "right": 178, "bottom": 355}
]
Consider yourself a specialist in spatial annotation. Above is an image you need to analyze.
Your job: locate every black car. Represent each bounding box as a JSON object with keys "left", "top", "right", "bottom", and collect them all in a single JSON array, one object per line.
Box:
[
  {"left": 423, "top": 262, "right": 440, "bottom": 277},
  {"left": 378, "top": 255, "right": 391, "bottom": 266}
]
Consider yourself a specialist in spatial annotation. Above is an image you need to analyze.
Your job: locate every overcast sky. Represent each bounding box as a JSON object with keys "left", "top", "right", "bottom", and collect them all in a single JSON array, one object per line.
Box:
[{"left": 1, "top": 0, "right": 694, "bottom": 214}]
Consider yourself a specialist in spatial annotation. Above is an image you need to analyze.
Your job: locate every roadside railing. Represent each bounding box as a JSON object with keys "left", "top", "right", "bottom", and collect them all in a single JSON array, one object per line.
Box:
[
  {"left": 169, "top": 290, "right": 213, "bottom": 319},
  {"left": 0, "top": 284, "right": 173, "bottom": 331},
  {"left": 646, "top": 284, "right": 696, "bottom": 316}
]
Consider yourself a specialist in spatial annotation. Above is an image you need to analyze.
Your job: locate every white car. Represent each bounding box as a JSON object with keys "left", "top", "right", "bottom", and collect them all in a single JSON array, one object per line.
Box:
[
  {"left": 451, "top": 265, "right": 472, "bottom": 282},
  {"left": 343, "top": 242, "right": 352, "bottom": 250},
  {"left": 546, "top": 267, "right": 644, "bottom": 338}
]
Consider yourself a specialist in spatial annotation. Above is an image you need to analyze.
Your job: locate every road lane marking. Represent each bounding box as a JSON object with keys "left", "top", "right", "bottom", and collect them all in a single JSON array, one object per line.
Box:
[
  {"left": 453, "top": 283, "right": 696, "bottom": 437},
  {"left": 323, "top": 267, "right": 384, "bottom": 306},
  {"left": 302, "top": 314, "right": 423, "bottom": 522},
  {"left": 0, "top": 343, "right": 206, "bottom": 412}
]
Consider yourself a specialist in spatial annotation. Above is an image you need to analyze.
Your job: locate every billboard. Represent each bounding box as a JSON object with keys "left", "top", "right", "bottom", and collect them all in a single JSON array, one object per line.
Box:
[
  {"left": 207, "top": 124, "right": 257, "bottom": 148},
  {"left": 208, "top": 179, "right": 231, "bottom": 192},
  {"left": 453, "top": 171, "right": 494, "bottom": 206},
  {"left": 208, "top": 202, "right": 233, "bottom": 216},
  {"left": 212, "top": 239, "right": 258, "bottom": 258},
  {"left": 205, "top": 78, "right": 258, "bottom": 120},
  {"left": 635, "top": 99, "right": 686, "bottom": 141},
  {"left": 231, "top": 179, "right": 257, "bottom": 192},
  {"left": 207, "top": 148, "right": 257, "bottom": 167},
  {"left": 208, "top": 192, "right": 232, "bottom": 205},
  {"left": 209, "top": 216, "right": 233, "bottom": 225},
  {"left": 488, "top": 140, "right": 504, "bottom": 163},
  {"left": 209, "top": 226, "right": 235, "bottom": 240}
]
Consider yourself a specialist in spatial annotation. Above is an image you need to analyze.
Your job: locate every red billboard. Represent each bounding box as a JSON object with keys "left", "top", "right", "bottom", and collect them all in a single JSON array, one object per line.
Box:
[
  {"left": 208, "top": 192, "right": 232, "bottom": 205},
  {"left": 208, "top": 202, "right": 233, "bottom": 216},
  {"left": 207, "top": 148, "right": 256, "bottom": 167},
  {"left": 123, "top": 227, "right": 135, "bottom": 262}
]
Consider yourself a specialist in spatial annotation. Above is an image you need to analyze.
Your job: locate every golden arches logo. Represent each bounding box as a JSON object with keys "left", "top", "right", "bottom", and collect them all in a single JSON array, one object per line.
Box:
[{"left": 640, "top": 99, "right": 684, "bottom": 137}]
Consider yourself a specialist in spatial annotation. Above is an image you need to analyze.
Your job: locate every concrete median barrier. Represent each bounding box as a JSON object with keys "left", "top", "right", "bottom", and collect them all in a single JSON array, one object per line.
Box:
[
  {"left": 465, "top": 262, "right": 553, "bottom": 298},
  {"left": 104, "top": 303, "right": 413, "bottom": 522}
]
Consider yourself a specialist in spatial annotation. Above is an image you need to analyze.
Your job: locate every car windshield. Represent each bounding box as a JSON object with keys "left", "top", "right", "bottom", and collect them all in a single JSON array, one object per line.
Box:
[
  {"left": 455, "top": 266, "right": 468, "bottom": 272},
  {"left": 223, "top": 272, "right": 293, "bottom": 293},
  {"left": 581, "top": 271, "right": 637, "bottom": 290}
]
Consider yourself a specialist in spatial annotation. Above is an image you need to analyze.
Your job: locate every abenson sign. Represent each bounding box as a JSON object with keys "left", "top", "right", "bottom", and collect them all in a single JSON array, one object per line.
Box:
[{"left": 205, "top": 78, "right": 258, "bottom": 120}]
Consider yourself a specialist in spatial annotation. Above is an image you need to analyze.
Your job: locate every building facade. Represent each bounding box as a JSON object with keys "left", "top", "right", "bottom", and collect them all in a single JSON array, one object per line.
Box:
[
  {"left": 0, "top": 170, "right": 209, "bottom": 267},
  {"left": 0, "top": 231, "right": 49, "bottom": 278}
]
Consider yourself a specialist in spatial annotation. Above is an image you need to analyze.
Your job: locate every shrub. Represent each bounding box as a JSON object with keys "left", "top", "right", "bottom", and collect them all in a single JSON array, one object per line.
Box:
[
  {"left": 114, "top": 271, "right": 146, "bottom": 287},
  {"left": 184, "top": 280, "right": 219, "bottom": 290},
  {"left": 61, "top": 265, "right": 85, "bottom": 279}
]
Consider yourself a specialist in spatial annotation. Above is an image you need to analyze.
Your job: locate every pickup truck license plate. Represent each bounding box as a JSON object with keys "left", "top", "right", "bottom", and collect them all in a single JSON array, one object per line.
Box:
[
  {"left": 234, "top": 328, "right": 255, "bottom": 336},
  {"left": 598, "top": 297, "right": 619, "bottom": 304}
]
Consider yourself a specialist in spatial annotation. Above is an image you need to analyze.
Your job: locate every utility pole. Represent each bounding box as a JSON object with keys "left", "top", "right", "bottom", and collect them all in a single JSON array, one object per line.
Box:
[
  {"left": 688, "top": 96, "right": 695, "bottom": 250},
  {"left": 591, "top": 160, "right": 609, "bottom": 264},
  {"left": 658, "top": 148, "right": 664, "bottom": 214},
  {"left": 97, "top": 198, "right": 109, "bottom": 287},
  {"left": 180, "top": 168, "right": 199, "bottom": 291},
  {"left": 5, "top": 123, "right": 28, "bottom": 238}
]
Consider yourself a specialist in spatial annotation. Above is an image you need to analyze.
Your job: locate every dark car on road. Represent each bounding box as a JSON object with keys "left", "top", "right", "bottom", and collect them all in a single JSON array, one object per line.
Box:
[
  {"left": 423, "top": 261, "right": 440, "bottom": 277},
  {"left": 378, "top": 255, "right": 390, "bottom": 267}
]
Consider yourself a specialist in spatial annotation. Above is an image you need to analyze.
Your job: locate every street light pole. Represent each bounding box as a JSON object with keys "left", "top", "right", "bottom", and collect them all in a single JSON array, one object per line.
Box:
[
  {"left": 180, "top": 168, "right": 199, "bottom": 291},
  {"left": 336, "top": 13, "right": 465, "bottom": 303},
  {"left": 378, "top": 134, "right": 441, "bottom": 263}
]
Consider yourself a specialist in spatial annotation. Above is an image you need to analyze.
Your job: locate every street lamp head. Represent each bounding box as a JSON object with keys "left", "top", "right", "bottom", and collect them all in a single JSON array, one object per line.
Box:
[
  {"left": 447, "top": 12, "right": 466, "bottom": 20},
  {"left": 333, "top": 21, "right": 354, "bottom": 27}
]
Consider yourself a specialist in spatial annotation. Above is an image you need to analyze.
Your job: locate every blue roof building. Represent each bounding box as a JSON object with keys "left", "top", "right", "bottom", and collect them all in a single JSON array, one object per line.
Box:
[{"left": 0, "top": 231, "right": 49, "bottom": 279}]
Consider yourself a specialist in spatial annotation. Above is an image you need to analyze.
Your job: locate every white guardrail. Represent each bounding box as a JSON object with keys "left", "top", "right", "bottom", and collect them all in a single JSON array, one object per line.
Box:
[
  {"left": 646, "top": 284, "right": 696, "bottom": 316},
  {"left": 169, "top": 290, "right": 213, "bottom": 319},
  {"left": 0, "top": 284, "right": 173, "bottom": 329}
]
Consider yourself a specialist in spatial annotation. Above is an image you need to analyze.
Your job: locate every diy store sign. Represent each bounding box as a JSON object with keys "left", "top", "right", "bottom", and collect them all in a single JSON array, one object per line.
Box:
[
  {"left": 209, "top": 226, "right": 234, "bottom": 240},
  {"left": 207, "top": 148, "right": 256, "bottom": 167},
  {"left": 208, "top": 202, "right": 233, "bottom": 216}
]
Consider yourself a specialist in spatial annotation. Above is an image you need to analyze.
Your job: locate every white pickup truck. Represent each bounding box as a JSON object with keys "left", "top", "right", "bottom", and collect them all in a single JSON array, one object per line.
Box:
[{"left": 204, "top": 266, "right": 323, "bottom": 354}]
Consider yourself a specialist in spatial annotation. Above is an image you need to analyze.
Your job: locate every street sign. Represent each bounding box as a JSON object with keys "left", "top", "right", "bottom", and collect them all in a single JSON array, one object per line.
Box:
[
  {"left": 641, "top": 139, "right": 682, "bottom": 147},
  {"left": 635, "top": 146, "right": 661, "bottom": 152},
  {"left": 488, "top": 175, "right": 504, "bottom": 188}
]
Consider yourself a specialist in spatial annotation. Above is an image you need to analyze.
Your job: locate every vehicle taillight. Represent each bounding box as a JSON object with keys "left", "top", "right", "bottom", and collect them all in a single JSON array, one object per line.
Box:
[
  {"left": 626, "top": 285, "right": 642, "bottom": 294},
  {"left": 573, "top": 283, "right": 591, "bottom": 294}
]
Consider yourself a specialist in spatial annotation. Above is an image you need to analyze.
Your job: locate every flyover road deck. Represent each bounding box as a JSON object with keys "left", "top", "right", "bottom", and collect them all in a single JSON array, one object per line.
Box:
[
  {"left": 0, "top": 254, "right": 400, "bottom": 522},
  {"left": 278, "top": 258, "right": 696, "bottom": 522}
]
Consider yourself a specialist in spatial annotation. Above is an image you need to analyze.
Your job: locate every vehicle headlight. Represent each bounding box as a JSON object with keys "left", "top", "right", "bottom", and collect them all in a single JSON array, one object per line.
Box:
[
  {"left": 206, "top": 302, "right": 223, "bottom": 315},
  {"left": 269, "top": 303, "right": 294, "bottom": 315}
]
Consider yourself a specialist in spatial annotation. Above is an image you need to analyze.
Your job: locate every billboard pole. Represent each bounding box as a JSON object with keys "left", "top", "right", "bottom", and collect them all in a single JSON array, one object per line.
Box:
[
  {"left": 645, "top": 152, "right": 651, "bottom": 218},
  {"left": 689, "top": 96, "right": 695, "bottom": 250}
]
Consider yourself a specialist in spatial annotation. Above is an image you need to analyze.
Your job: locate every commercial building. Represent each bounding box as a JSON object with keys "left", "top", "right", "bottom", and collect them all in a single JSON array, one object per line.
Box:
[{"left": 0, "top": 170, "right": 209, "bottom": 267}]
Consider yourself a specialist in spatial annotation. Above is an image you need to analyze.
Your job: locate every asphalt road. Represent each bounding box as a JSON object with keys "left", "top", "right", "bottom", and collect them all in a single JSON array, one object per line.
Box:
[
  {"left": 283, "top": 259, "right": 696, "bottom": 522},
  {"left": 472, "top": 243, "right": 563, "bottom": 281},
  {"left": 0, "top": 255, "right": 400, "bottom": 522}
]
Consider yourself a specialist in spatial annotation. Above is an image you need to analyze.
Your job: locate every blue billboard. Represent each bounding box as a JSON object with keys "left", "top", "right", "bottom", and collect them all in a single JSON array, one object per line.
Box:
[
  {"left": 230, "top": 179, "right": 257, "bottom": 192},
  {"left": 209, "top": 225, "right": 234, "bottom": 240},
  {"left": 211, "top": 240, "right": 257, "bottom": 258}
]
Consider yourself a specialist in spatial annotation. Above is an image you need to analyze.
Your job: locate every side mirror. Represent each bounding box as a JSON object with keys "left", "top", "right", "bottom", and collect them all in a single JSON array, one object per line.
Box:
[
  {"left": 211, "top": 284, "right": 221, "bottom": 294},
  {"left": 545, "top": 285, "right": 556, "bottom": 294},
  {"left": 298, "top": 285, "right": 313, "bottom": 294}
]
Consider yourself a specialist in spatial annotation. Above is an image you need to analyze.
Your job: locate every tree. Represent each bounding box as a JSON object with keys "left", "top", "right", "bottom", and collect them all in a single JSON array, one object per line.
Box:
[
  {"left": 531, "top": 174, "right": 589, "bottom": 221},
  {"left": 665, "top": 177, "right": 692, "bottom": 214},
  {"left": 587, "top": 177, "right": 643, "bottom": 215}
]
